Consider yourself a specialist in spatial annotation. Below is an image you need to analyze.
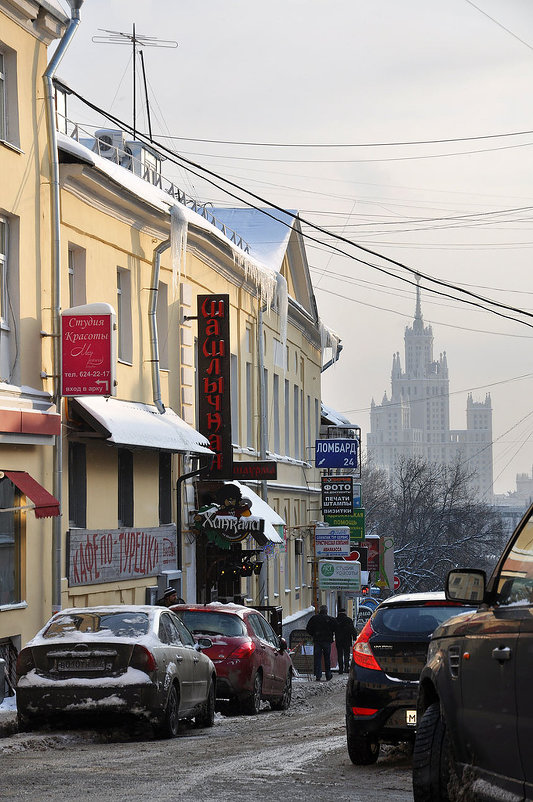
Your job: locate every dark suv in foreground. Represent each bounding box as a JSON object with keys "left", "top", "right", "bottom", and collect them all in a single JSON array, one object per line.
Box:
[
  {"left": 345, "top": 592, "right": 475, "bottom": 765},
  {"left": 413, "top": 502, "right": 533, "bottom": 802}
]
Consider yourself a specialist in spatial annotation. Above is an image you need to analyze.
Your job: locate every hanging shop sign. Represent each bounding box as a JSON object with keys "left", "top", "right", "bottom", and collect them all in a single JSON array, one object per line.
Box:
[
  {"left": 315, "top": 525, "right": 351, "bottom": 557},
  {"left": 197, "top": 294, "right": 232, "bottom": 480},
  {"left": 352, "top": 535, "right": 380, "bottom": 572},
  {"left": 192, "top": 482, "right": 266, "bottom": 549},
  {"left": 321, "top": 476, "right": 353, "bottom": 516},
  {"left": 353, "top": 483, "right": 362, "bottom": 508},
  {"left": 315, "top": 438, "right": 358, "bottom": 469},
  {"left": 67, "top": 524, "right": 177, "bottom": 587},
  {"left": 325, "top": 508, "right": 365, "bottom": 542},
  {"left": 318, "top": 559, "right": 361, "bottom": 592},
  {"left": 232, "top": 461, "right": 277, "bottom": 480},
  {"left": 61, "top": 303, "right": 116, "bottom": 397}
]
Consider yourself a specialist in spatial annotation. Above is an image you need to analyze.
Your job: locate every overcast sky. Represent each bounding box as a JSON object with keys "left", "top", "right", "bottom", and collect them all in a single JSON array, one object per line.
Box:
[{"left": 54, "top": 0, "right": 533, "bottom": 496}]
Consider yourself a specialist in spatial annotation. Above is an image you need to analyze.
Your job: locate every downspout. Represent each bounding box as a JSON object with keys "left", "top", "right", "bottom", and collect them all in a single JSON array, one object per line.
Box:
[
  {"left": 149, "top": 239, "right": 170, "bottom": 413},
  {"left": 43, "top": 0, "right": 84, "bottom": 613},
  {"left": 258, "top": 301, "right": 269, "bottom": 603}
]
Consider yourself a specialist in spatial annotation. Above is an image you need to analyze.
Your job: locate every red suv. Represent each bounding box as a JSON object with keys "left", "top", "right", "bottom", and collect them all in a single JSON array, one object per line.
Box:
[{"left": 171, "top": 603, "right": 293, "bottom": 715}]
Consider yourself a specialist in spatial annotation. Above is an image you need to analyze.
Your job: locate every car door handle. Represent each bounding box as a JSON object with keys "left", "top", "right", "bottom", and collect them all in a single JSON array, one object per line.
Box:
[
  {"left": 193, "top": 657, "right": 200, "bottom": 663},
  {"left": 175, "top": 655, "right": 183, "bottom": 662},
  {"left": 492, "top": 646, "right": 512, "bottom": 662}
]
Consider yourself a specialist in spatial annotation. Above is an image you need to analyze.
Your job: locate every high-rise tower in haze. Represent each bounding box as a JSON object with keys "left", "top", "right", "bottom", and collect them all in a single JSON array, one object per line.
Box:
[{"left": 366, "top": 281, "right": 493, "bottom": 500}]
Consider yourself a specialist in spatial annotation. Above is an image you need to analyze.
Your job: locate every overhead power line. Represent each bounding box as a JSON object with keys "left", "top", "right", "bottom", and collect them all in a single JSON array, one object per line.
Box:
[{"left": 58, "top": 82, "right": 533, "bottom": 333}]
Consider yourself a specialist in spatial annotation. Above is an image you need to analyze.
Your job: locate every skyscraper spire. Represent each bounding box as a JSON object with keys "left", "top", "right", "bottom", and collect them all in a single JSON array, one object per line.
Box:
[{"left": 413, "top": 274, "right": 423, "bottom": 332}]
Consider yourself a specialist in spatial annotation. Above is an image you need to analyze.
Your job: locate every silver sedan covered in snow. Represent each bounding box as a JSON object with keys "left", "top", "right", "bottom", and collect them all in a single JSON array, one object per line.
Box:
[{"left": 15, "top": 605, "right": 216, "bottom": 737}]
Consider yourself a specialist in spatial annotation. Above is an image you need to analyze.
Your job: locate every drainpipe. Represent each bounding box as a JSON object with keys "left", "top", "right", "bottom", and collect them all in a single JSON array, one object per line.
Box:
[
  {"left": 43, "top": 0, "right": 84, "bottom": 613},
  {"left": 257, "top": 302, "right": 269, "bottom": 603},
  {"left": 149, "top": 239, "right": 170, "bottom": 413}
]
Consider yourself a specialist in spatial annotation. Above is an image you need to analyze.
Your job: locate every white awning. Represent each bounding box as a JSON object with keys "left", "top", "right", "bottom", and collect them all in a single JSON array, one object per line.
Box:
[
  {"left": 232, "top": 481, "right": 284, "bottom": 544},
  {"left": 72, "top": 397, "right": 214, "bottom": 456}
]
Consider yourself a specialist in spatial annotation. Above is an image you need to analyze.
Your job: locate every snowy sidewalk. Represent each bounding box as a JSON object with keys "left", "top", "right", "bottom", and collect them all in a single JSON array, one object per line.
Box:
[{"left": 0, "top": 695, "right": 18, "bottom": 737}]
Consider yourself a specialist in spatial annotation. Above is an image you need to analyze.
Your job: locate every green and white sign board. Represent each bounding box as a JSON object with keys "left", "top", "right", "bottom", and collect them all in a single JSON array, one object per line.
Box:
[
  {"left": 325, "top": 508, "right": 365, "bottom": 542},
  {"left": 318, "top": 559, "right": 361, "bottom": 592}
]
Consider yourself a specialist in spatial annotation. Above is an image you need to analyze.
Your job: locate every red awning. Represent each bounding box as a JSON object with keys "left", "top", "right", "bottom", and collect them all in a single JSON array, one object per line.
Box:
[{"left": 2, "top": 471, "right": 59, "bottom": 518}]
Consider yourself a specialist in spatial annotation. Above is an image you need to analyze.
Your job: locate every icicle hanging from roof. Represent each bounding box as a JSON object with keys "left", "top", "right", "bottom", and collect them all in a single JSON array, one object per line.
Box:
[
  {"left": 233, "top": 251, "right": 277, "bottom": 308},
  {"left": 319, "top": 320, "right": 341, "bottom": 365},
  {"left": 170, "top": 204, "right": 188, "bottom": 296},
  {"left": 273, "top": 272, "right": 288, "bottom": 370}
]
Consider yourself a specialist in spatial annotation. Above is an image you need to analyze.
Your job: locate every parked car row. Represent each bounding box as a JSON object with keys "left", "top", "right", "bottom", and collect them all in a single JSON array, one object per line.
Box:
[
  {"left": 15, "top": 602, "right": 293, "bottom": 737},
  {"left": 346, "top": 501, "right": 533, "bottom": 802}
]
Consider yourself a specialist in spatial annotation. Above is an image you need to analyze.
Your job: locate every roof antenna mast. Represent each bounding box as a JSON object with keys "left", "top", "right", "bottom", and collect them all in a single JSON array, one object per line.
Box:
[{"left": 93, "top": 25, "right": 178, "bottom": 141}]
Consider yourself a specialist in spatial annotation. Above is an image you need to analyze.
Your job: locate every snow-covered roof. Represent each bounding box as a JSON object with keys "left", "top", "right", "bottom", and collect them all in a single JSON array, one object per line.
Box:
[
  {"left": 209, "top": 207, "right": 297, "bottom": 272},
  {"left": 232, "top": 481, "right": 284, "bottom": 543},
  {"left": 321, "top": 402, "right": 355, "bottom": 427},
  {"left": 72, "top": 396, "right": 213, "bottom": 455},
  {"left": 57, "top": 133, "right": 278, "bottom": 295}
]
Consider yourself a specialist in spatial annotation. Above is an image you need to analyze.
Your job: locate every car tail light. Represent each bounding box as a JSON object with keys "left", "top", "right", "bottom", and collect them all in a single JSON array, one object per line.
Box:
[
  {"left": 352, "top": 706, "right": 379, "bottom": 716},
  {"left": 352, "top": 619, "right": 382, "bottom": 671},
  {"left": 130, "top": 644, "right": 157, "bottom": 674},
  {"left": 228, "top": 640, "right": 256, "bottom": 659},
  {"left": 16, "top": 647, "right": 35, "bottom": 677}
]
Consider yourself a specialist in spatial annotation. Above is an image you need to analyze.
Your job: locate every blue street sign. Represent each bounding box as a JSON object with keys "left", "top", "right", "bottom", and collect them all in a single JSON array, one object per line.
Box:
[{"left": 315, "top": 438, "right": 359, "bottom": 468}]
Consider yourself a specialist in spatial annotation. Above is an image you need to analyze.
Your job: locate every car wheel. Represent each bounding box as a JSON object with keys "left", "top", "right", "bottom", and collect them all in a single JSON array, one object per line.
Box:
[
  {"left": 157, "top": 684, "right": 180, "bottom": 739},
  {"left": 270, "top": 672, "right": 292, "bottom": 711},
  {"left": 242, "top": 672, "right": 262, "bottom": 715},
  {"left": 195, "top": 680, "right": 215, "bottom": 728},
  {"left": 412, "top": 702, "right": 454, "bottom": 802},
  {"left": 346, "top": 713, "right": 380, "bottom": 765}
]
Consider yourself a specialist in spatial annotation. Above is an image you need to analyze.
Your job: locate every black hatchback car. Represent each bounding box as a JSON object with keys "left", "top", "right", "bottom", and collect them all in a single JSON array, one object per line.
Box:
[
  {"left": 414, "top": 502, "right": 533, "bottom": 802},
  {"left": 346, "top": 592, "right": 475, "bottom": 765}
]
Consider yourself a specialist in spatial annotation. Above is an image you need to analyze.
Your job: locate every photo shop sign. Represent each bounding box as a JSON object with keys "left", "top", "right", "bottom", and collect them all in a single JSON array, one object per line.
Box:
[
  {"left": 67, "top": 525, "right": 177, "bottom": 587},
  {"left": 61, "top": 303, "right": 116, "bottom": 397},
  {"left": 197, "top": 294, "right": 232, "bottom": 480}
]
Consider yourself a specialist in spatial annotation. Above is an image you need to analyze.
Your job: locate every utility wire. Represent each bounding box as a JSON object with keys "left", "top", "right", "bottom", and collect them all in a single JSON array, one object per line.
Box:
[
  {"left": 58, "top": 82, "right": 533, "bottom": 332},
  {"left": 464, "top": 0, "right": 533, "bottom": 52}
]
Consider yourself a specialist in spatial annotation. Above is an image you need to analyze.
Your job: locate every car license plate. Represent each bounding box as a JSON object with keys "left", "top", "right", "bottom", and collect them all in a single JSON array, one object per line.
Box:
[
  {"left": 56, "top": 658, "right": 106, "bottom": 671},
  {"left": 406, "top": 709, "right": 417, "bottom": 726}
]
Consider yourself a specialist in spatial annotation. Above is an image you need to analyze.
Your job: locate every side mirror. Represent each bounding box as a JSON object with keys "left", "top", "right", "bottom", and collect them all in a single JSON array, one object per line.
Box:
[
  {"left": 196, "top": 636, "right": 213, "bottom": 650},
  {"left": 446, "top": 569, "right": 486, "bottom": 604},
  {"left": 279, "top": 636, "right": 288, "bottom": 652}
]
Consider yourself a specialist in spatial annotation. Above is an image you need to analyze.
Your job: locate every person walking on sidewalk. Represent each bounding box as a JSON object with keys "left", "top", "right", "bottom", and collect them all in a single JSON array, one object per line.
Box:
[
  {"left": 335, "top": 608, "right": 357, "bottom": 674},
  {"left": 306, "top": 605, "right": 337, "bottom": 681}
]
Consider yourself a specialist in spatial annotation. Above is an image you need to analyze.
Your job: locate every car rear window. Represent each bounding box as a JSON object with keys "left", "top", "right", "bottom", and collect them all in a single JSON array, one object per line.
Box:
[
  {"left": 371, "top": 603, "right": 474, "bottom": 636},
  {"left": 43, "top": 612, "right": 150, "bottom": 638},
  {"left": 176, "top": 610, "right": 246, "bottom": 637}
]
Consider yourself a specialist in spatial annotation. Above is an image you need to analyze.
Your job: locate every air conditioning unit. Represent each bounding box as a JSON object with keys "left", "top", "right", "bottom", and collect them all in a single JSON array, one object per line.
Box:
[{"left": 93, "top": 129, "right": 128, "bottom": 161}]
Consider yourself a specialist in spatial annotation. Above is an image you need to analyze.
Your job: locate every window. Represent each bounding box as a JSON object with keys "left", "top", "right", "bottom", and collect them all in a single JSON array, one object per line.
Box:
[
  {"left": 273, "top": 373, "right": 280, "bottom": 453},
  {"left": 67, "top": 245, "right": 86, "bottom": 308},
  {"left": 497, "top": 518, "right": 533, "bottom": 606},
  {"left": 117, "top": 268, "right": 132, "bottom": 362},
  {"left": 246, "top": 362, "right": 253, "bottom": 448},
  {"left": 0, "top": 47, "right": 19, "bottom": 148},
  {"left": 159, "top": 452, "right": 171, "bottom": 525},
  {"left": 68, "top": 442, "right": 86, "bottom": 528},
  {"left": 231, "top": 354, "right": 239, "bottom": 442},
  {"left": 0, "top": 478, "right": 22, "bottom": 605},
  {"left": 118, "top": 448, "right": 133, "bottom": 527},
  {"left": 293, "top": 385, "right": 300, "bottom": 459},
  {"left": 263, "top": 367, "right": 269, "bottom": 448},
  {"left": 284, "top": 379, "right": 290, "bottom": 456},
  {"left": 156, "top": 281, "right": 169, "bottom": 369},
  {"left": 0, "top": 53, "right": 5, "bottom": 141},
  {"left": 0, "top": 217, "right": 7, "bottom": 326}
]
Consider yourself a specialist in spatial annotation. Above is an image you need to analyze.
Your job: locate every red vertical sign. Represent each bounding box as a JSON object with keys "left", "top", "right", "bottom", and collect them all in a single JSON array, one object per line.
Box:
[
  {"left": 197, "top": 294, "right": 232, "bottom": 479},
  {"left": 61, "top": 310, "right": 114, "bottom": 396}
]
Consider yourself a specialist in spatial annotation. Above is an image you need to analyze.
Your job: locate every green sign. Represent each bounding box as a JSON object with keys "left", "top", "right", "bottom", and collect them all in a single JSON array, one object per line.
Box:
[
  {"left": 325, "top": 508, "right": 365, "bottom": 542},
  {"left": 318, "top": 560, "right": 361, "bottom": 591}
]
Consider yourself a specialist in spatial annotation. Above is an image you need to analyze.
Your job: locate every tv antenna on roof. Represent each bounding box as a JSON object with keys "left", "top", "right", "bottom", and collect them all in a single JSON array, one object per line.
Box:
[{"left": 93, "top": 25, "right": 178, "bottom": 141}]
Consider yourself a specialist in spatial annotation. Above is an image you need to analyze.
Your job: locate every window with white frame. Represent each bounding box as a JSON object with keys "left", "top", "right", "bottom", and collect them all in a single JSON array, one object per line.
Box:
[
  {"left": 246, "top": 362, "right": 253, "bottom": 448},
  {"left": 67, "top": 244, "right": 86, "bottom": 309},
  {"left": 0, "top": 53, "right": 5, "bottom": 141},
  {"left": 284, "top": 379, "right": 290, "bottom": 456},
  {"left": 117, "top": 267, "right": 132, "bottom": 363},
  {"left": 0, "top": 217, "right": 7, "bottom": 326},
  {"left": 293, "top": 385, "right": 300, "bottom": 459},
  {"left": 273, "top": 373, "right": 280, "bottom": 453},
  {"left": 231, "top": 354, "right": 239, "bottom": 442}
]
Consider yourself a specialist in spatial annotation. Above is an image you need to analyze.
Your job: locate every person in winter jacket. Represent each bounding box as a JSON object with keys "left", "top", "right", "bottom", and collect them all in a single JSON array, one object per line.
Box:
[
  {"left": 335, "top": 608, "right": 357, "bottom": 674},
  {"left": 306, "top": 605, "right": 337, "bottom": 681}
]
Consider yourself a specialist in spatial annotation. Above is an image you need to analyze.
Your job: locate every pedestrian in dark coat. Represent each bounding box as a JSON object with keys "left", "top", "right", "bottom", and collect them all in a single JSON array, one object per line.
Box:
[
  {"left": 335, "top": 608, "right": 357, "bottom": 674},
  {"left": 306, "top": 605, "right": 337, "bottom": 681}
]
